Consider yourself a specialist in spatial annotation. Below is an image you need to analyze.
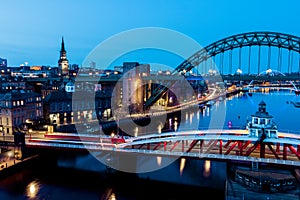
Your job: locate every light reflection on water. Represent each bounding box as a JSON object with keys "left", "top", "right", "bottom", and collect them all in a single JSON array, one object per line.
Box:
[
  {"left": 203, "top": 160, "right": 211, "bottom": 178},
  {"left": 179, "top": 158, "right": 186, "bottom": 176},
  {"left": 26, "top": 180, "right": 40, "bottom": 199},
  {"left": 101, "top": 188, "right": 117, "bottom": 200}
]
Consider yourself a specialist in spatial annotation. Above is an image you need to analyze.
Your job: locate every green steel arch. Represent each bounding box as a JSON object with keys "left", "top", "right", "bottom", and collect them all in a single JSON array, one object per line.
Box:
[
  {"left": 174, "top": 31, "right": 300, "bottom": 73},
  {"left": 145, "top": 31, "right": 300, "bottom": 109}
]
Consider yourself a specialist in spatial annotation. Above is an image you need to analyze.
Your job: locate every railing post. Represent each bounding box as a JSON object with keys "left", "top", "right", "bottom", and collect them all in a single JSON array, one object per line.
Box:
[
  {"left": 219, "top": 140, "right": 222, "bottom": 154},
  {"left": 238, "top": 141, "right": 243, "bottom": 156},
  {"left": 260, "top": 143, "right": 265, "bottom": 158},
  {"left": 276, "top": 143, "right": 280, "bottom": 153},
  {"left": 283, "top": 144, "right": 288, "bottom": 160}
]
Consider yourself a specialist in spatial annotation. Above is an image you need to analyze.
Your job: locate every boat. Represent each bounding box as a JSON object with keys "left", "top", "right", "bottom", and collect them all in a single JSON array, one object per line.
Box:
[
  {"left": 295, "top": 90, "right": 300, "bottom": 95},
  {"left": 290, "top": 101, "right": 300, "bottom": 108}
]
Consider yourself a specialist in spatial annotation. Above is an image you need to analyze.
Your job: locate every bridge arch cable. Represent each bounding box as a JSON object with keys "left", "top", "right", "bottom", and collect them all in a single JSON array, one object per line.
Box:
[
  {"left": 144, "top": 31, "right": 300, "bottom": 109},
  {"left": 173, "top": 31, "right": 300, "bottom": 74}
]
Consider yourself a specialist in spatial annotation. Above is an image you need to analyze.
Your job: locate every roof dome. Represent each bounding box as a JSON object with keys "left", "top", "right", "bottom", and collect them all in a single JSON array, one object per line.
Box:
[
  {"left": 66, "top": 80, "right": 74, "bottom": 86},
  {"left": 259, "top": 100, "right": 266, "bottom": 106},
  {"left": 65, "top": 80, "right": 75, "bottom": 93}
]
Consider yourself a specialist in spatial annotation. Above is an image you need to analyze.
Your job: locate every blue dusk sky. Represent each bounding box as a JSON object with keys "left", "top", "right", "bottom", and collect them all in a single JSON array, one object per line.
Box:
[{"left": 0, "top": 0, "right": 300, "bottom": 70}]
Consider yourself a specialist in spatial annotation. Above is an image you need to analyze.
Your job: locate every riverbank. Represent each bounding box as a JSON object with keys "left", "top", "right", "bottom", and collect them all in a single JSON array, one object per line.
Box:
[{"left": 0, "top": 149, "right": 40, "bottom": 177}]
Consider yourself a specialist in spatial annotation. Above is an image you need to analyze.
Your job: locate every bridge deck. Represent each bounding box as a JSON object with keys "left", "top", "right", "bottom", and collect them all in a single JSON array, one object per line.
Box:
[{"left": 25, "top": 129, "right": 300, "bottom": 167}]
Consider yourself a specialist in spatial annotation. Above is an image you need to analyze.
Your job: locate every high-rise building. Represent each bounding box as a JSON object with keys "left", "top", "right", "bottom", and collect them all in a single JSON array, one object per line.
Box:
[{"left": 58, "top": 37, "right": 69, "bottom": 76}]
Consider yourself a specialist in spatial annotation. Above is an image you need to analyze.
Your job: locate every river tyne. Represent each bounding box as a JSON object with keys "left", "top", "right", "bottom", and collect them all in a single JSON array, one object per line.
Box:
[{"left": 0, "top": 89, "right": 299, "bottom": 200}]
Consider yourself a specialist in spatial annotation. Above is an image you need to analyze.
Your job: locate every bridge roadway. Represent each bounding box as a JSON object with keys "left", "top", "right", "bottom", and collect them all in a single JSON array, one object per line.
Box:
[{"left": 26, "top": 129, "right": 300, "bottom": 167}]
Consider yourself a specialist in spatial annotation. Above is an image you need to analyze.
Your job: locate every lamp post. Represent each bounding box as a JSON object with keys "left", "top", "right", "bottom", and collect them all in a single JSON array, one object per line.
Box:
[{"left": 236, "top": 68, "right": 242, "bottom": 75}]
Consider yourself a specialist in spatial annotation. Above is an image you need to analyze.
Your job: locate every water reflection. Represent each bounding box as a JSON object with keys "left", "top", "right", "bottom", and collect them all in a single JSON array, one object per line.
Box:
[
  {"left": 156, "top": 156, "right": 162, "bottom": 166},
  {"left": 203, "top": 160, "right": 211, "bottom": 178},
  {"left": 179, "top": 158, "right": 186, "bottom": 176},
  {"left": 101, "top": 188, "right": 117, "bottom": 200},
  {"left": 134, "top": 127, "right": 138, "bottom": 137},
  {"left": 174, "top": 121, "right": 178, "bottom": 131},
  {"left": 26, "top": 180, "right": 40, "bottom": 199},
  {"left": 109, "top": 193, "right": 117, "bottom": 200},
  {"left": 158, "top": 122, "right": 163, "bottom": 134},
  {"left": 189, "top": 113, "right": 194, "bottom": 124}
]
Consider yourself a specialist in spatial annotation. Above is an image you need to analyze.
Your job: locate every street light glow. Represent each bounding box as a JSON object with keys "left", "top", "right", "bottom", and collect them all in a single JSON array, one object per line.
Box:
[{"left": 236, "top": 68, "right": 242, "bottom": 74}]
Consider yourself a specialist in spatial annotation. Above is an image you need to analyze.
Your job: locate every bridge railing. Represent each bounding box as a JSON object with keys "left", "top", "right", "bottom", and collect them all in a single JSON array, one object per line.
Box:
[{"left": 278, "top": 129, "right": 300, "bottom": 135}]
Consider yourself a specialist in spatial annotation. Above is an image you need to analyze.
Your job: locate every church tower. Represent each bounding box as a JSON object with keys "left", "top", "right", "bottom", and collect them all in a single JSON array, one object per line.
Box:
[{"left": 58, "top": 37, "right": 69, "bottom": 76}]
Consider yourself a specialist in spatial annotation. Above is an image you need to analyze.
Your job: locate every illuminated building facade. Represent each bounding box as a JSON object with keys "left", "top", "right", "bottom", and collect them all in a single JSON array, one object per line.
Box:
[
  {"left": 58, "top": 37, "right": 69, "bottom": 76},
  {"left": 0, "top": 91, "right": 43, "bottom": 135},
  {"left": 122, "top": 62, "right": 150, "bottom": 113}
]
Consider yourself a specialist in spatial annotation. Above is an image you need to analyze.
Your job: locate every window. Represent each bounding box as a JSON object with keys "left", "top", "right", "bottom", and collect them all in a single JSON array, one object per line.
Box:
[
  {"left": 6, "top": 118, "right": 9, "bottom": 125},
  {"left": 59, "top": 103, "right": 63, "bottom": 111}
]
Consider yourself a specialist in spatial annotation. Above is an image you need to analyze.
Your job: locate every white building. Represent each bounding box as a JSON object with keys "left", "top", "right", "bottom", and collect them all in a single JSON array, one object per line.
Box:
[{"left": 246, "top": 101, "right": 278, "bottom": 138}]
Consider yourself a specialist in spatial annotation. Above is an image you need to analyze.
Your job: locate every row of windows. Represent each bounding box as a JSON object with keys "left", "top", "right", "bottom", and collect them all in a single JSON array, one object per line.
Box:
[
  {"left": 13, "top": 100, "right": 24, "bottom": 106},
  {"left": 50, "top": 100, "right": 111, "bottom": 112},
  {"left": 0, "top": 109, "right": 42, "bottom": 126},
  {"left": 253, "top": 117, "right": 271, "bottom": 125},
  {"left": 0, "top": 99, "right": 41, "bottom": 108},
  {"left": 0, "top": 104, "right": 41, "bottom": 115},
  {"left": 0, "top": 117, "right": 9, "bottom": 126}
]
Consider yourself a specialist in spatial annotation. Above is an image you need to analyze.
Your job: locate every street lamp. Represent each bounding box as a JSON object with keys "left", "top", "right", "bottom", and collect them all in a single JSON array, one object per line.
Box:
[{"left": 266, "top": 68, "right": 272, "bottom": 75}]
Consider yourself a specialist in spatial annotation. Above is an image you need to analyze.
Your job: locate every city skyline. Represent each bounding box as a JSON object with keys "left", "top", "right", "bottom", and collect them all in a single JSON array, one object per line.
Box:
[{"left": 1, "top": 0, "right": 300, "bottom": 69}]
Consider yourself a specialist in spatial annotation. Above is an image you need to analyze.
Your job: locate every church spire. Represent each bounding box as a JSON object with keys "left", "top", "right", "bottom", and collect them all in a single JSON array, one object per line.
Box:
[
  {"left": 58, "top": 36, "right": 69, "bottom": 76},
  {"left": 61, "top": 36, "right": 66, "bottom": 53}
]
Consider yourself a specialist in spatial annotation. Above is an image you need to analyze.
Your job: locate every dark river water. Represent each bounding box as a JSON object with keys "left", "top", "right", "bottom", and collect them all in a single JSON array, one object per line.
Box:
[{"left": 0, "top": 89, "right": 299, "bottom": 200}]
